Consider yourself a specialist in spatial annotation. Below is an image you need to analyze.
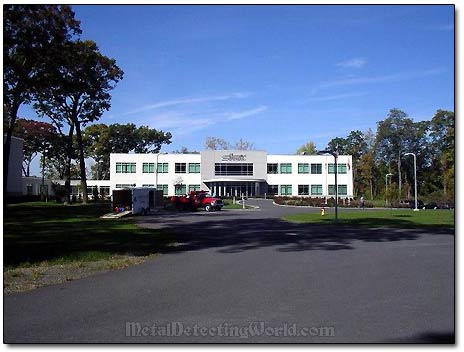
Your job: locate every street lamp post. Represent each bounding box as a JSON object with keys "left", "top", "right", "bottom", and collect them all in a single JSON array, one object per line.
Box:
[
  {"left": 155, "top": 152, "right": 160, "bottom": 190},
  {"left": 41, "top": 148, "right": 49, "bottom": 202},
  {"left": 404, "top": 152, "right": 419, "bottom": 211},
  {"left": 385, "top": 173, "right": 393, "bottom": 207},
  {"left": 318, "top": 148, "right": 339, "bottom": 223}
]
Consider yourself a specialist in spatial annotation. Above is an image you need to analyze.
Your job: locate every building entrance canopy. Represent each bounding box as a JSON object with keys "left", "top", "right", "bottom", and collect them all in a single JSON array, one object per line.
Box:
[{"left": 203, "top": 179, "right": 267, "bottom": 198}]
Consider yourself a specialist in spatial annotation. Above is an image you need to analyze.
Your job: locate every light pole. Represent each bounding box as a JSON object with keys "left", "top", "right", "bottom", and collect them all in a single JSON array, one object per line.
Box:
[
  {"left": 41, "top": 147, "right": 49, "bottom": 202},
  {"left": 155, "top": 152, "right": 160, "bottom": 190},
  {"left": 318, "top": 148, "right": 339, "bottom": 223},
  {"left": 385, "top": 173, "right": 393, "bottom": 207},
  {"left": 404, "top": 152, "right": 419, "bottom": 211}
]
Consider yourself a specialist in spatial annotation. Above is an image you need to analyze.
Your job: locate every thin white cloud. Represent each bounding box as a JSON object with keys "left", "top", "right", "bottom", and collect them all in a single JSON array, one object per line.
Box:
[
  {"left": 123, "top": 92, "right": 251, "bottom": 116},
  {"left": 224, "top": 106, "right": 268, "bottom": 121},
  {"left": 312, "top": 67, "right": 446, "bottom": 94},
  {"left": 336, "top": 57, "right": 368, "bottom": 69},
  {"left": 146, "top": 106, "right": 268, "bottom": 136},
  {"left": 308, "top": 92, "right": 366, "bottom": 102}
]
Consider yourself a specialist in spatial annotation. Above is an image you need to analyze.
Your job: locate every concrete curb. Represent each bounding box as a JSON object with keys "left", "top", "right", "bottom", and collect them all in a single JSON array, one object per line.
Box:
[{"left": 235, "top": 201, "right": 260, "bottom": 210}]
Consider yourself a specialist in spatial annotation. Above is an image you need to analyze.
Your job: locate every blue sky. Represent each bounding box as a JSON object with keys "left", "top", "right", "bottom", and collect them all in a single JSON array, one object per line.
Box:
[{"left": 19, "top": 5, "right": 454, "bottom": 173}]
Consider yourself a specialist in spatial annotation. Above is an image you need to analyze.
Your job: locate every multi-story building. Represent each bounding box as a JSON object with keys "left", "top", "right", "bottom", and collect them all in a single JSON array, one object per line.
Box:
[{"left": 110, "top": 150, "right": 354, "bottom": 198}]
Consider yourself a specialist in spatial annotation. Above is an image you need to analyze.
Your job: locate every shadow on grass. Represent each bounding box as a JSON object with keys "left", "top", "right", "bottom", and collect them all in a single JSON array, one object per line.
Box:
[{"left": 4, "top": 202, "right": 173, "bottom": 267}]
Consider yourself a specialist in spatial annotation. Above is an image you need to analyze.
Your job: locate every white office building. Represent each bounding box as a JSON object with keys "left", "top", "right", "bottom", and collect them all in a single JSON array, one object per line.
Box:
[{"left": 110, "top": 150, "right": 354, "bottom": 198}]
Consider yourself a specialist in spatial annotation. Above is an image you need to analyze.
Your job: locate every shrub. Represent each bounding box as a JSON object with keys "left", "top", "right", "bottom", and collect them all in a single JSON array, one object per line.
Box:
[{"left": 52, "top": 183, "right": 68, "bottom": 203}]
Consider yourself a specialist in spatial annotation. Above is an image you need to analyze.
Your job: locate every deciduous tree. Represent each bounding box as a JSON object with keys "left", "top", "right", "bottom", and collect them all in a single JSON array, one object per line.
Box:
[
  {"left": 205, "top": 137, "right": 230, "bottom": 150},
  {"left": 83, "top": 123, "right": 172, "bottom": 179},
  {"left": 12, "top": 118, "right": 57, "bottom": 176},
  {"left": 296, "top": 141, "right": 317, "bottom": 155},
  {"left": 34, "top": 40, "right": 124, "bottom": 202},
  {"left": 3, "top": 4, "right": 80, "bottom": 191}
]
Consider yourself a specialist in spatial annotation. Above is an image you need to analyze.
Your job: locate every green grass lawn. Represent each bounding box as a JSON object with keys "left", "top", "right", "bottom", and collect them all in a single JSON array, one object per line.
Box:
[
  {"left": 283, "top": 209, "right": 455, "bottom": 229},
  {"left": 4, "top": 201, "right": 173, "bottom": 268}
]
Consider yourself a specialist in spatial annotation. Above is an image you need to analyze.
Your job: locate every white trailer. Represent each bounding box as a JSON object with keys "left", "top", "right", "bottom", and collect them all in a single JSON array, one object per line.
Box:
[
  {"left": 112, "top": 187, "right": 157, "bottom": 215},
  {"left": 131, "top": 187, "right": 156, "bottom": 215}
]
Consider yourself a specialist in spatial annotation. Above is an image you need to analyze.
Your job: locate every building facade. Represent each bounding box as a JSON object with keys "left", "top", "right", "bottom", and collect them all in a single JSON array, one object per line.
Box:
[
  {"left": 110, "top": 150, "right": 354, "bottom": 198},
  {"left": 5, "top": 136, "right": 24, "bottom": 197}
]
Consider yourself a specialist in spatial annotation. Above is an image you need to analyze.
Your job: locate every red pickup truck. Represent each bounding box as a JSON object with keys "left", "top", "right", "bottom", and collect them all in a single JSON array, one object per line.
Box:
[{"left": 171, "top": 191, "right": 224, "bottom": 212}]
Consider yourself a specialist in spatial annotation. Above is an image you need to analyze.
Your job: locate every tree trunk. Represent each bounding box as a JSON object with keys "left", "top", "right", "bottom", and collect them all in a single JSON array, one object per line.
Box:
[
  {"left": 397, "top": 152, "right": 402, "bottom": 198},
  {"left": 75, "top": 121, "right": 88, "bottom": 204},
  {"left": 64, "top": 124, "right": 75, "bottom": 203},
  {"left": 370, "top": 177, "right": 373, "bottom": 201},
  {"left": 442, "top": 157, "right": 447, "bottom": 197},
  {"left": 3, "top": 102, "right": 20, "bottom": 196}
]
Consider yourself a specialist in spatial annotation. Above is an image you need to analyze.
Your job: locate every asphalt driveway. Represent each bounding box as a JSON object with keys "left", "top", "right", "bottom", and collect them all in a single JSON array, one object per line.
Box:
[{"left": 4, "top": 199, "right": 454, "bottom": 343}]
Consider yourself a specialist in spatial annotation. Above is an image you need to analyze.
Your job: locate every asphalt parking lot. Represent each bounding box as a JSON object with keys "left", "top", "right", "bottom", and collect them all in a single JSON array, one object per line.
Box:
[{"left": 4, "top": 199, "right": 454, "bottom": 343}]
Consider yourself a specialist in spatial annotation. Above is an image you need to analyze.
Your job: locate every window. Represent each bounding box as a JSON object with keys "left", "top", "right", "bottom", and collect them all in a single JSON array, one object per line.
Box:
[
  {"left": 298, "top": 185, "right": 309, "bottom": 195},
  {"left": 328, "top": 163, "right": 347, "bottom": 174},
  {"left": 175, "top": 163, "right": 186, "bottom": 173},
  {"left": 328, "top": 185, "right": 335, "bottom": 195},
  {"left": 215, "top": 163, "right": 253, "bottom": 176},
  {"left": 280, "top": 185, "right": 292, "bottom": 196},
  {"left": 311, "top": 163, "right": 322, "bottom": 174},
  {"left": 298, "top": 163, "right": 309, "bottom": 174},
  {"left": 116, "top": 184, "right": 134, "bottom": 189},
  {"left": 157, "top": 163, "right": 168, "bottom": 173},
  {"left": 100, "top": 186, "right": 110, "bottom": 197},
  {"left": 339, "top": 184, "right": 347, "bottom": 195},
  {"left": 26, "top": 184, "right": 33, "bottom": 195},
  {"left": 174, "top": 184, "right": 186, "bottom": 195},
  {"left": 158, "top": 184, "right": 168, "bottom": 195},
  {"left": 142, "top": 184, "right": 155, "bottom": 187},
  {"left": 142, "top": 163, "right": 155, "bottom": 173},
  {"left": 280, "top": 163, "right": 292, "bottom": 174},
  {"left": 328, "top": 184, "right": 348, "bottom": 196},
  {"left": 311, "top": 184, "right": 323, "bottom": 195},
  {"left": 188, "top": 184, "right": 201, "bottom": 192},
  {"left": 188, "top": 163, "right": 200, "bottom": 173},
  {"left": 267, "top": 163, "right": 278, "bottom": 174},
  {"left": 267, "top": 185, "right": 279, "bottom": 195},
  {"left": 116, "top": 162, "right": 136, "bottom": 173},
  {"left": 40, "top": 184, "right": 49, "bottom": 195}
]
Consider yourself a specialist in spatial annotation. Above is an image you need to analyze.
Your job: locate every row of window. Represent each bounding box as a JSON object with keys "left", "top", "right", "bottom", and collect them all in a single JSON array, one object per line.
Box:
[
  {"left": 116, "top": 162, "right": 200, "bottom": 174},
  {"left": 214, "top": 163, "right": 253, "bottom": 176},
  {"left": 268, "top": 184, "right": 348, "bottom": 196},
  {"left": 115, "top": 183, "right": 201, "bottom": 195},
  {"left": 267, "top": 163, "right": 347, "bottom": 174},
  {"left": 116, "top": 162, "right": 348, "bottom": 175}
]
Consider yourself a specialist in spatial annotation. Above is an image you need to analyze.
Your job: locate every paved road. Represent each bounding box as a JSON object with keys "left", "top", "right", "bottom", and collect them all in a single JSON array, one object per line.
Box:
[{"left": 4, "top": 200, "right": 454, "bottom": 343}]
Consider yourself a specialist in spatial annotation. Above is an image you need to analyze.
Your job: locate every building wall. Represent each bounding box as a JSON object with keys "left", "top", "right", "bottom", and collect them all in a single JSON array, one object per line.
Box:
[
  {"left": 22, "top": 177, "right": 55, "bottom": 197},
  {"left": 267, "top": 154, "right": 353, "bottom": 198},
  {"left": 5, "top": 136, "right": 24, "bottom": 196},
  {"left": 200, "top": 150, "right": 268, "bottom": 182},
  {"left": 109, "top": 151, "right": 354, "bottom": 197},
  {"left": 110, "top": 153, "right": 202, "bottom": 196}
]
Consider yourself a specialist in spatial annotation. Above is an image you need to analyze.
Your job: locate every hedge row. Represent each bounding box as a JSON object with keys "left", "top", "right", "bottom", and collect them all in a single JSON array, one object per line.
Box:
[{"left": 273, "top": 196, "right": 374, "bottom": 208}]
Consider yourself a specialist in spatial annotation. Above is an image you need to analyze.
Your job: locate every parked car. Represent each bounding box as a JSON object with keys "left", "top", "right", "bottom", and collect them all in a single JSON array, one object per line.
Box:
[
  {"left": 397, "top": 199, "right": 424, "bottom": 209},
  {"left": 423, "top": 202, "right": 439, "bottom": 209},
  {"left": 397, "top": 199, "right": 411, "bottom": 208},
  {"left": 437, "top": 201, "right": 455, "bottom": 210}
]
